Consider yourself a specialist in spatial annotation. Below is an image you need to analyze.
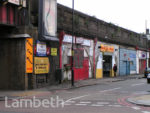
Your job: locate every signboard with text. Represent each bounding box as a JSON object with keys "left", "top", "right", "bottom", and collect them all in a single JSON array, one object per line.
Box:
[
  {"left": 36, "top": 41, "right": 47, "bottom": 56},
  {"left": 100, "top": 44, "right": 114, "bottom": 52},
  {"left": 26, "top": 38, "right": 33, "bottom": 73},
  {"left": 51, "top": 48, "right": 57, "bottom": 56},
  {"left": 34, "top": 57, "right": 49, "bottom": 74}
]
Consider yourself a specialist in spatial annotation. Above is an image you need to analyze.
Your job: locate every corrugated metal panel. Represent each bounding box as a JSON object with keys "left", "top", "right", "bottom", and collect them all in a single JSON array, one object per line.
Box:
[{"left": 119, "top": 48, "right": 136, "bottom": 76}]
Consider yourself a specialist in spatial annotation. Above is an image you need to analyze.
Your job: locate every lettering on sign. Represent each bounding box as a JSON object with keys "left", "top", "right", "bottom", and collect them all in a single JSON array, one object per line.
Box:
[
  {"left": 100, "top": 44, "right": 114, "bottom": 52},
  {"left": 34, "top": 57, "right": 49, "bottom": 74},
  {"left": 36, "top": 41, "right": 47, "bottom": 56},
  {"left": 26, "top": 38, "right": 33, "bottom": 73},
  {"left": 51, "top": 48, "right": 57, "bottom": 56}
]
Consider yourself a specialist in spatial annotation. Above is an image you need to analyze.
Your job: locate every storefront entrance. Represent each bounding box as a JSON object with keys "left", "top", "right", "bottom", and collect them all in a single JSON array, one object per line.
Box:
[
  {"left": 139, "top": 59, "right": 146, "bottom": 74},
  {"left": 103, "top": 55, "right": 112, "bottom": 77}
]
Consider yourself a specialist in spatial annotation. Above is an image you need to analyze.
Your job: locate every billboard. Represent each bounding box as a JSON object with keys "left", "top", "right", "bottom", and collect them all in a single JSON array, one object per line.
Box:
[
  {"left": 39, "top": 0, "right": 57, "bottom": 40},
  {"left": 8, "top": 0, "right": 20, "bottom": 5}
]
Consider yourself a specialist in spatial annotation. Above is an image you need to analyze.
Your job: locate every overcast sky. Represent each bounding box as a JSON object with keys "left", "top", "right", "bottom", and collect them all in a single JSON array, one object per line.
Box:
[{"left": 57, "top": 0, "right": 150, "bottom": 34}]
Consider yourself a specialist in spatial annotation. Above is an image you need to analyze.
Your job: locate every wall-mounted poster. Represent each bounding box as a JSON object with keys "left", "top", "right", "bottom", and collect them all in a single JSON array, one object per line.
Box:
[
  {"left": 36, "top": 41, "right": 47, "bottom": 56},
  {"left": 26, "top": 38, "right": 33, "bottom": 73},
  {"left": 39, "top": 0, "right": 57, "bottom": 40},
  {"left": 34, "top": 57, "right": 49, "bottom": 74}
]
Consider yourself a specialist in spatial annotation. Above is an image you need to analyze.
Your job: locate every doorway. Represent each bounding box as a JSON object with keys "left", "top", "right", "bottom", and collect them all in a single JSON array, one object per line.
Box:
[{"left": 103, "top": 55, "right": 112, "bottom": 77}]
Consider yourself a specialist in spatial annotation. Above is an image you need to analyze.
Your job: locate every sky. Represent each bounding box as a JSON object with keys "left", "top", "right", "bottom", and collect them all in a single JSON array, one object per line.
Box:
[{"left": 57, "top": 0, "right": 150, "bottom": 34}]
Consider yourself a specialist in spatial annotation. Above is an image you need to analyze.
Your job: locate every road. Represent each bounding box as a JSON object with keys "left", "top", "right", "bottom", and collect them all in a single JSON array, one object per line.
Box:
[{"left": 0, "top": 77, "right": 150, "bottom": 113}]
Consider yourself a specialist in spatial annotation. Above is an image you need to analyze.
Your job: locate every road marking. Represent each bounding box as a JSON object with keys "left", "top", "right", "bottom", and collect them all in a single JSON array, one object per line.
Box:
[
  {"left": 64, "top": 103, "right": 72, "bottom": 106},
  {"left": 79, "top": 101, "right": 91, "bottom": 104},
  {"left": 99, "top": 87, "right": 121, "bottom": 93},
  {"left": 64, "top": 94, "right": 89, "bottom": 104},
  {"left": 91, "top": 104, "right": 104, "bottom": 107},
  {"left": 97, "top": 102, "right": 109, "bottom": 105},
  {"left": 131, "top": 106, "right": 141, "bottom": 110},
  {"left": 131, "top": 83, "right": 145, "bottom": 87},
  {"left": 66, "top": 101, "right": 75, "bottom": 103},
  {"left": 108, "top": 105, "right": 122, "bottom": 107},
  {"left": 75, "top": 104, "right": 87, "bottom": 106},
  {"left": 142, "top": 111, "right": 150, "bottom": 113}
]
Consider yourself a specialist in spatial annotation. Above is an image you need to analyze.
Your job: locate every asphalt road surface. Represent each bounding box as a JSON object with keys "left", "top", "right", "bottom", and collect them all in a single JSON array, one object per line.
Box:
[{"left": 0, "top": 77, "right": 150, "bottom": 113}]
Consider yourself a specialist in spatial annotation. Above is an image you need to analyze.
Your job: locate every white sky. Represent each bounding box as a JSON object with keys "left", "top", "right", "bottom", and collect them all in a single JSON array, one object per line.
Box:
[{"left": 57, "top": 0, "right": 150, "bottom": 33}]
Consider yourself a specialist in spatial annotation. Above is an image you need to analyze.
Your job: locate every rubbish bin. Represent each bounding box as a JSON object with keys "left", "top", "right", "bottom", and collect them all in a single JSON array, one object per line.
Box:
[{"left": 55, "top": 68, "right": 63, "bottom": 84}]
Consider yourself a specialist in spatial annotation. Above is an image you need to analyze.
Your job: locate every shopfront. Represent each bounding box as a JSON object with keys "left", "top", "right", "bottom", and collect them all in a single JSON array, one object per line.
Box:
[
  {"left": 119, "top": 48, "right": 137, "bottom": 76},
  {"left": 61, "top": 34, "right": 93, "bottom": 81},
  {"left": 137, "top": 50, "right": 149, "bottom": 74},
  {"left": 96, "top": 42, "right": 119, "bottom": 78}
]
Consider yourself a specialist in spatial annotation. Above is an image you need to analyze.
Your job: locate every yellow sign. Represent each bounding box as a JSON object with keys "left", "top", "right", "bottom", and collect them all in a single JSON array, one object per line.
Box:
[
  {"left": 51, "top": 48, "right": 57, "bottom": 56},
  {"left": 34, "top": 57, "right": 49, "bottom": 74},
  {"left": 26, "top": 38, "right": 33, "bottom": 73},
  {"left": 100, "top": 44, "right": 114, "bottom": 52}
]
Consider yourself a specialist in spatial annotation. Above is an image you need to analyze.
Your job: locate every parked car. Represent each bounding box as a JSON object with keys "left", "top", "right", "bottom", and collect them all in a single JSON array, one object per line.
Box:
[
  {"left": 144, "top": 68, "right": 150, "bottom": 78},
  {"left": 145, "top": 68, "right": 150, "bottom": 83}
]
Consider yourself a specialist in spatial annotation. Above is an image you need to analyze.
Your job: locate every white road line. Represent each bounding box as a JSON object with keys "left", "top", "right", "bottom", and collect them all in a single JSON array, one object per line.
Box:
[
  {"left": 142, "top": 111, "right": 150, "bottom": 113},
  {"left": 64, "top": 94, "right": 89, "bottom": 104},
  {"left": 91, "top": 104, "right": 104, "bottom": 107},
  {"left": 97, "top": 102, "right": 109, "bottom": 105},
  {"left": 131, "top": 106, "right": 141, "bottom": 110},
  {"left": 131, "top": 83, "right": 145, "bottom": 87},
  {"left": 75, "top": 104, "right": 87, "bottom": 106},
  {"left": 66, "top": 100, "right": 75, "bottom": 103},
  {"left": 99, "top": 87, "right": 121, "bottom": 93},
  {"left": 64, "top": 103, "right": 72, "bottom": 106},
  {"left": 79, "top": 101, "right": 91, "bottom": 104},
  {"left": 108, "top": 105, "right": 122, "bottom": 107}
]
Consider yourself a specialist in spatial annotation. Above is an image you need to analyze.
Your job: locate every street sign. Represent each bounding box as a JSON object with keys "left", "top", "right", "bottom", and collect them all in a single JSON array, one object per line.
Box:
[{"left": 26, "top": 38, "right": 33, "bottom": 73}]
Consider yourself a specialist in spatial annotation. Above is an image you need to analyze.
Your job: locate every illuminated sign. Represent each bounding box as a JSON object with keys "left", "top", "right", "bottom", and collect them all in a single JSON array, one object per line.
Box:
[{"left": 100, "top": 44, "right": 114, "bottom": 52}]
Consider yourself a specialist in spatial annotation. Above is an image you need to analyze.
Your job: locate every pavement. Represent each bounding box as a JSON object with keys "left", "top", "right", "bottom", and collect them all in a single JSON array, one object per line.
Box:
[
  {"left": 128, "top": 94, "right": 150, "bottom": 107},
  {"left": 0, "top": 74, "right": 148, "bottom": 106}
]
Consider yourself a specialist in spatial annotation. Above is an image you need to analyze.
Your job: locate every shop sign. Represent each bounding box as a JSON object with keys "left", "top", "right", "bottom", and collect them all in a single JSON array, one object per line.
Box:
[
  {"left": 51, "top": 48, "right": 57, "bottom": 56},
  {"left": 82, "top": 39, "right": 91, "bottom": 46},
  {"left": 8, "top": 0, "right": 20, "bottom": 5},
  {"left": 26, "top": 38, "right": 33, "bottom": 73},
  {"left": 34, "top": 57, "right": 49, "bottom": 74},
  {"left": 100, "top": 44, "right": 114, "bottom": 52},
  {"left": 36, "top": 41, "right": 47, "bottom": 56},
  {"left": 63, "top": 34, "right": 75, "bottom": 43},
  {"left": 76, "top": 37, "right": 84, "bottom": 44}
]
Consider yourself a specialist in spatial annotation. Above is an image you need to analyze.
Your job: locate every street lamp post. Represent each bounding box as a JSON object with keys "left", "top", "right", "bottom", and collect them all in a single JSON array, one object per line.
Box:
[
  {"left": 146, "top": 29, "right": 149, "bottom": 69},
  {"left": 71, "top": 0, "right": 74, "bottom": 86}
]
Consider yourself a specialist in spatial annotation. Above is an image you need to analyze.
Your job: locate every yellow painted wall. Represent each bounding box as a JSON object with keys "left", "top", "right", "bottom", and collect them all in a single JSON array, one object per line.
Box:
[
  {"left": 110, "top": 69, "right": 114, "bottom": 77},
  {"left": 96, "top": 69, "right": 103, "bottom": 79}
]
